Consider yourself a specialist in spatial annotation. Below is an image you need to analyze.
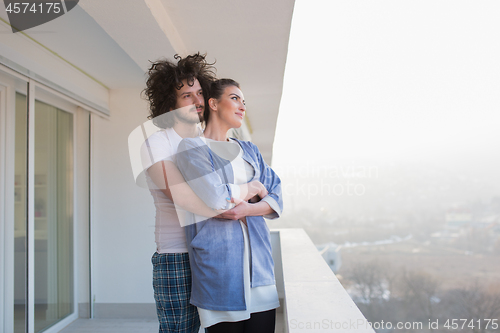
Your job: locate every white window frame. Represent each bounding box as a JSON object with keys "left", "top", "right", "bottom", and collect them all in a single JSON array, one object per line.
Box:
[{"left": 0, "top": 81, "right": 8, "bottom": 333}]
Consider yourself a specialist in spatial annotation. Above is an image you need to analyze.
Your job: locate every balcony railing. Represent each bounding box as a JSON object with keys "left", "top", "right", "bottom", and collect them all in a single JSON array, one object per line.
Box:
[{"left": 271, "top": 229, "right": 375, "bottom": 333}]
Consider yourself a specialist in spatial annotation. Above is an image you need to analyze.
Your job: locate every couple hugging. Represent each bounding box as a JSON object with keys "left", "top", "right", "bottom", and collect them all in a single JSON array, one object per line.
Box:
[{"left": 136, "top": 53, "right": 283, "bottom": 333}]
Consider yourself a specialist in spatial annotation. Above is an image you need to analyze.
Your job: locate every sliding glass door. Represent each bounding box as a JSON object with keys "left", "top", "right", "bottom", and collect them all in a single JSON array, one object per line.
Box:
[
  {"left": 33, "top": 100, "right": 74, "bottom": 332},
  {"left": 3, "top": 69, "right": 75, "bottom": 333}
]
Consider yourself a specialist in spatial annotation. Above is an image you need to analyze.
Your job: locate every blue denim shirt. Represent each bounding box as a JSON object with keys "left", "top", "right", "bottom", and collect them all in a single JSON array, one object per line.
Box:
[{"left": 176, "top": 137, "right": 283, "bottom": 311}]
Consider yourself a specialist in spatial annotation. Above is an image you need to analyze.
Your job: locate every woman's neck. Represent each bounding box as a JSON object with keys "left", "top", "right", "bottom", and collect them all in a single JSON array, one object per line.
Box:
[{"left": 203, "top": 120, "right": 230, "bottom": 141}]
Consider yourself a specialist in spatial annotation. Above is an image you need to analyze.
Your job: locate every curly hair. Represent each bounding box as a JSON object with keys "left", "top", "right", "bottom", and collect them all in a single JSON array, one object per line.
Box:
[
  {"left": 143, "top": 53, "right": 216, "bottom": 128},
  {"left": 204, "top": 78, "right": 240, "bottom": 125}
]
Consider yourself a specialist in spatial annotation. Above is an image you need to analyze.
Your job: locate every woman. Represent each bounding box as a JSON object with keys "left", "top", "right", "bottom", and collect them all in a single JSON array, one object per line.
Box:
[{"left": 175, "top": 79, "right": 283, "bottom": 333}]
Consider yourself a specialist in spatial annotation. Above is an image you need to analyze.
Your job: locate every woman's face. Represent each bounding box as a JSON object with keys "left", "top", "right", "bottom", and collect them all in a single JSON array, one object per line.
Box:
[{"left": 211, "top": 85, "right": 246, "bottom": 129}]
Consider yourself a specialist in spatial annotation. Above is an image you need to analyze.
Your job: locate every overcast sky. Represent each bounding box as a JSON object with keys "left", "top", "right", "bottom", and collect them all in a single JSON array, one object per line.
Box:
[{"left": 273, "top": 0, "right": 500, "bottom": 169}]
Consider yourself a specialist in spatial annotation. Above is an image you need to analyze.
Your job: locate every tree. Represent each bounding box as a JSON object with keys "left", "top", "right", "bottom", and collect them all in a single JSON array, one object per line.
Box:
[
  {"left": 395, "top": 269, "right": 441, "bottom": 329},
  {"left": 444, "top": 282, "right": 500, "bottom": 333},
  {"left": 344, "top": 260, "right": 395, "bottom": 320}
]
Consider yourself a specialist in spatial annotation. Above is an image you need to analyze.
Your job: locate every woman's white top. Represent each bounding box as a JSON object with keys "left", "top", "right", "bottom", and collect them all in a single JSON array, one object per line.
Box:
[{"left": 197, "top": 139, "right": 280, "bottom": 328}]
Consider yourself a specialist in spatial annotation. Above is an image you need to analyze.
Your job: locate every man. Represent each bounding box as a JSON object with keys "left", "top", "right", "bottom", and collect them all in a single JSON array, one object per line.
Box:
[{"left": 140, "top": 53, "right": 217, "bottom": 333}]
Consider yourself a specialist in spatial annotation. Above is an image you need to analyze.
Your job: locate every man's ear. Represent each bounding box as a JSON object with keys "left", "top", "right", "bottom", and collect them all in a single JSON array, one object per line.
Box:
[{"left": 209, "top": 98, "right": 217, "bottom": 111}]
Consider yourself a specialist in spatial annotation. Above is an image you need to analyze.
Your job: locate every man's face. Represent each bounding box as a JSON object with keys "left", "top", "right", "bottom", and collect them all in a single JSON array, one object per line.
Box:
[{"left": 171, "top": 78, "right": 204, "bottom": 124}]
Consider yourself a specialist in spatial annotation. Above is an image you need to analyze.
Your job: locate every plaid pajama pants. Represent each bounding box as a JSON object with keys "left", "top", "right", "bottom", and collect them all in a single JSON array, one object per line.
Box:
[{"left": 152, "top": 252, "right": 200, "bottom": 333}]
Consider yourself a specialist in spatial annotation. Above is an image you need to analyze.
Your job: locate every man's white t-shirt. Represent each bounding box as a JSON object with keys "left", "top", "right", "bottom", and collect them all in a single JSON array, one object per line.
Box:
[{"left": 140, "top": 127, "right": 187, "bottom": 253}]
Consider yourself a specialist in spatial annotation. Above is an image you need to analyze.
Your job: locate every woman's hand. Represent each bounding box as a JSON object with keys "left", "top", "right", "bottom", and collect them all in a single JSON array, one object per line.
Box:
[
  {"left": 248, "top": 195, "right": 261, "bottom": 203},
  {"left": 246, "top": 180, "right": 268, "bottom": 201}
]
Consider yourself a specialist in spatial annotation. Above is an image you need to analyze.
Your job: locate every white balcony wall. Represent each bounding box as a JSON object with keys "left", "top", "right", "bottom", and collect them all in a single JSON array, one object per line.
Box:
[{"left": 90, "top": 87, "right": 158, "bottom": 317}]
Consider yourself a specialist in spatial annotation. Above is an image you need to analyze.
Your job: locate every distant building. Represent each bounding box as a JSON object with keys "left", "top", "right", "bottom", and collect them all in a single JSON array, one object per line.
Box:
[
  {"left": 472, "top": 215, "right": 499, "bottom": 229},
  {"left": 445, "top": 208, "right": 473, "bottom": 228}
]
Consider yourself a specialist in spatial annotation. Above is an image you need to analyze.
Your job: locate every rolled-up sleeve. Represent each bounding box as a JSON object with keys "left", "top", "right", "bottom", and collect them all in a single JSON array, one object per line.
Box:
[
  {"left": 261, "top": 195, "right": 281, "bottom": 220},
  {"left": 227, "top": 184, "right": 241, "bottom": 203},
  {"left": 250, "top": 142, "right": 284, "bottom": 219},
  {"left": 176, "top": 138, "right": 233, "bottom": 210}
]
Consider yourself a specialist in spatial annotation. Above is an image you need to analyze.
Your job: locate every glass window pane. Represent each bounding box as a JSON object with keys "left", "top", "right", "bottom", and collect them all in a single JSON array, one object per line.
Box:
[
  {"left": 34, "top": 100, "right": 74, "bottom": 332},
  {"left": 14, "top": 92, "right": 27, "bottom": 333}
]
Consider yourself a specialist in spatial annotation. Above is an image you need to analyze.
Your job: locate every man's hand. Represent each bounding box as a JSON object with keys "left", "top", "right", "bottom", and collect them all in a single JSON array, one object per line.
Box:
[
  {"left": 214, "top": 193, "right": 274, "bottom": 221},
  {"left": 215, "top": 201, "right": 252, "bottom": 221}
]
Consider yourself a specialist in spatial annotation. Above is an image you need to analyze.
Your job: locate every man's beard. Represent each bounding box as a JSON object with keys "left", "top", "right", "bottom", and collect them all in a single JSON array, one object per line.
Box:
[{"left": 174, "top": 105, "right": 204, "bottom": 124}]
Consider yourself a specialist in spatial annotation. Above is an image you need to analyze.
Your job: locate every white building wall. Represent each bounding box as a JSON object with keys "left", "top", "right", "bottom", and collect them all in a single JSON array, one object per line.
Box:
[{"left": 91, "top": 88, "right": 157, "bottom": 307}]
